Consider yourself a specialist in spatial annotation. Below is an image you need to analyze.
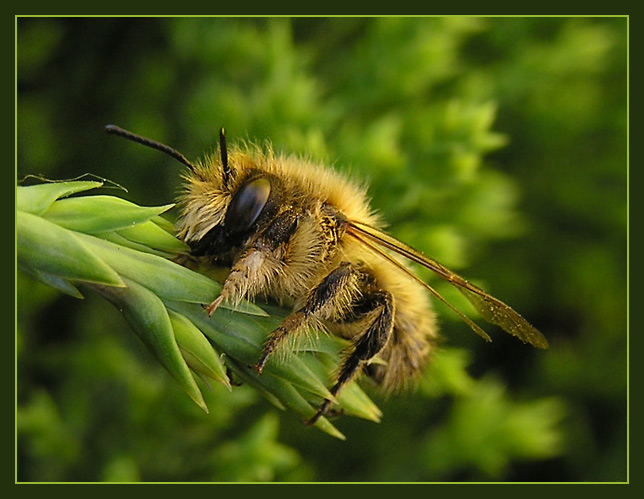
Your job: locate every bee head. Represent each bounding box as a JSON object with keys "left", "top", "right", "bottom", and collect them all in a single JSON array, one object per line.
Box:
[
  {"left": 182, "top": 166, "right": 278, "bottom": 259},
  {"left": 105, "top": 124, "right": 277, "bottom": 260}
]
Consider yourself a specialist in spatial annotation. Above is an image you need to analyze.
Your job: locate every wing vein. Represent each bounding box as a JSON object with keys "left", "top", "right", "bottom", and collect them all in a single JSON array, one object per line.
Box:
[{"left": 346, "top": 221, "right": 548, "bottom": 349}]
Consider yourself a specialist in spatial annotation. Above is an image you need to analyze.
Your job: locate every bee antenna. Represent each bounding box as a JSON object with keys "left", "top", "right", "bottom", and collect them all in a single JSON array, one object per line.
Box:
[
  {"left": 104, "top": 124, "right": 198, "bottom": 174},
  {"left": 219, "top": 127, "right": 231, "bottom": 186}
]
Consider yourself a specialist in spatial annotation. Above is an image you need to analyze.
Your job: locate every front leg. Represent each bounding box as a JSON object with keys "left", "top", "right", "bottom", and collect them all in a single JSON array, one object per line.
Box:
[
  {"left": 205, "top": 249, "right": 271, "bottom": 315},
  {"left": 205, "top": 209, "right": 299, "bottom": 316}
]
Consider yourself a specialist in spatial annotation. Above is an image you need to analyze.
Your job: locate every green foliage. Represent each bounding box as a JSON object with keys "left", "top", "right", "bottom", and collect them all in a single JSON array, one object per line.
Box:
[
  {"left": 18, "top": 181, "right": 382, "bottom": 439},
  {"left": 17, "top": 17, "right": 626, "bottom": 482},
  {"left": 421, "top": 377, "right": 565, "bottom": 479}
]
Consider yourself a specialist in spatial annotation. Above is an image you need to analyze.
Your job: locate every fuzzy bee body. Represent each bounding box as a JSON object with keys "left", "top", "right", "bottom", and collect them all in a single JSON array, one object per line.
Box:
[
  {"left": 105, "top": 124, "right": 547, "bottom": 425},
  {"left": 177, "top": 146, "right": 438, "bottom": 399}
]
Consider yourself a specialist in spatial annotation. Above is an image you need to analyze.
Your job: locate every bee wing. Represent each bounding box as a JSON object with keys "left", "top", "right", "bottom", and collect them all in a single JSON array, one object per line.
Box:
[{"left": 346, "top": 221, "right": 548, "bottom": 349}]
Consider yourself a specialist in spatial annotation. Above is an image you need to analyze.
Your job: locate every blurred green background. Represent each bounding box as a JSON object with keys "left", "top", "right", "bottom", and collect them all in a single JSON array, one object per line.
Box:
[{"left": 16, "top": 17, "right": 627, "bottom": 482}]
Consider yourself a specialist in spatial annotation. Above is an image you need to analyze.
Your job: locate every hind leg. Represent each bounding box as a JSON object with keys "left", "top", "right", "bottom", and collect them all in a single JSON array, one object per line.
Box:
[{"left": 306, "top": 290, "right": 394, "bottom": 425}]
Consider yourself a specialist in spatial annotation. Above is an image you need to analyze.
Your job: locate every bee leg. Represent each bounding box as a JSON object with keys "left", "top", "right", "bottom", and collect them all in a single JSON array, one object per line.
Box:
[
  {"left": 205, "top": 211, "right": 301, "bottom": 316},
  {"left": 255, "top": 262, "right": 358, "bottom": 374},
  {"left": 254, "top": 311, "right": 307, "bottom": 373},
  {"left": 225, "top": 366, "right": 244, "bottom": 387},
  {"left": 306, "top": 290, "right": 393, "bottom": 426}
]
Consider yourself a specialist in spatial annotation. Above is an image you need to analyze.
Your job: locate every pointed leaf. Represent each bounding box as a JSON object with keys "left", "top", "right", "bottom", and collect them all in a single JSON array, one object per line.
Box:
[
  {"left": 42, "top": 195, "right": 174, "bottom": 234},
  {"left": 336, "top": 381, "right": 382, "bottom": 423},
  {"left": 17, "top": 210, "right": 124, "bottom": 287},
  {"left": 97, "top": 231, "right": 177, "bottom": 259},
  {"left": 89, "top": 278, "right": 207, "bottom": 412},
  {"left": 78, "top": 233, "right": 219, "bottom": 302},
  {"left": 299, "top": 351, "right": 382, "bottom": 422},
  {"left": 16, "top": 181, "right": 103, "bottom": 215},
  {"left": 257, "top": 372, "right": 346, "bottom": 440},
  {"left": 168, "top": 310, "right": 231, "bottom": 389},
  {"left": 222, "top": 356, "right": 286, "bottom": 410},
  {"left": 78, "top": 233, "right": 267, "bottom": 316},
  {"left": 151, "top": 215, "right": 176, "bottom": 233},
  {"left": 116, "top": 221, "right": 189, "bottom": 254},
  {"left": 224, "top": 357, "right": 345, "bottom": 440},
  {"left": 17, "top": 264, "right": 84, "bottom": 299},
  {"left": 177, "top": 303, "right": 333, "bottom": 400}
]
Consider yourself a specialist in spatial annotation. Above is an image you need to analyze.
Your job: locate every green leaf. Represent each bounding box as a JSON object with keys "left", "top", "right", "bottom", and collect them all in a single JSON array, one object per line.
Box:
[
  {"left": 220, "top": 357, "right": 286, "bottom": 411},
  {"left": 42, "top": 195, "right": 174, "bottom": 234},
  {"left": 96, "top": 231, "right": 178, "bottom": 259},
  {"left": 168, "top": 300, "right": 382, "bottom": 436},
  {"left": 17, "top": 179, "right": 379, "bottom": 438},
  {"left": 300, "top": 351, "right": 382, "bottom": 422},
  {"left": 260, "top": 375, "right": 345, "bottom": 440},
  {"left": 151, "top": 214, "right": 176, "bottom": 233},
  {"left": 89, "top": 278, "right": 207, "bottom": 412},
  {"left": 167, "top": 301, "right": 367, "bottom": 439},
  {"left": 172, "top": 303, "right": 333, "bottom": 401},
  {"left": 17, "top": 264, "right": 84, "bottom": 299},
  {"left": 116, "top": 220, "right": 189, "bottom": 254},
  {"left": 168, "top": 309, "right": 231, "bottom": 390},
  {"left": 16, "top": 181, "right": 103, "bottom": 215},
  {"left": 336, "top": 381, "right": 382, "bottom": 423},
  {"left": 76, "top": 233, "right": 218, "bottom": 301},
  {"left": 17, "top": 210, "right": 124, "bottom": 287},
  {"left": 225, "top": 356, "right": 346, "bottom": 440},
  {"left": 78, "top": 233, "right": 267, "bottom": 316}
]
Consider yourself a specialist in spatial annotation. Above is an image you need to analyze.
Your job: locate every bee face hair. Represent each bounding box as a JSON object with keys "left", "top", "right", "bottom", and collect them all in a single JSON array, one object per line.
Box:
[{"left": 107, "top": 125, "right": 548, "bottom": 426}]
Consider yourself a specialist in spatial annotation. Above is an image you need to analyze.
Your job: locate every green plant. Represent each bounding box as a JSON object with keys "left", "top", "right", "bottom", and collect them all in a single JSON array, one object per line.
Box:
[{"left": 17, "top": 179, "right": 382, "bottom": 441}]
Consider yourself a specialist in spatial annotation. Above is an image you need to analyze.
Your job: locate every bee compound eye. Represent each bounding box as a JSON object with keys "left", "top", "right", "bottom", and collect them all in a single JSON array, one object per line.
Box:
[{"left": 225, "top": 177, "right": 271, "bottom": 234}]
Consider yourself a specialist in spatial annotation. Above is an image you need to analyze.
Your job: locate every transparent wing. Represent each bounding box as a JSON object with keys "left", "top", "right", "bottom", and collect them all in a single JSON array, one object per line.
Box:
[{"left": 346, "top": 221, "right": 548, "bottom": 349}]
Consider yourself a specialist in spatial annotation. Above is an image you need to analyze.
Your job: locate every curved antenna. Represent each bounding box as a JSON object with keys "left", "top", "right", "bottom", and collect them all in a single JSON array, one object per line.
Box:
[
  {"left": 219, "top": 127, "right": 231, "bottom": 187},
  {"left": 105, "top": 124, "right": 198, "bottom": 174}
]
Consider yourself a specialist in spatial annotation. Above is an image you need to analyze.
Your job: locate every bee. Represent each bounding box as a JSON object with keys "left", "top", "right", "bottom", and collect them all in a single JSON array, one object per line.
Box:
[{"left": 105, "top": 124, "right": 548, "bottom": 425}]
